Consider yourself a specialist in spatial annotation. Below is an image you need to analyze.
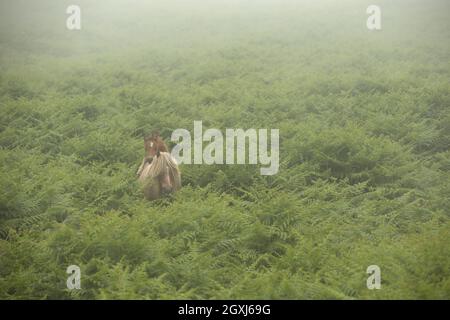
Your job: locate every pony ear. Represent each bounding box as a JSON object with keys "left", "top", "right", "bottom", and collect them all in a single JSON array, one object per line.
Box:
[{"left": 151, "top": 130, "right": 160, "bottom": 139}]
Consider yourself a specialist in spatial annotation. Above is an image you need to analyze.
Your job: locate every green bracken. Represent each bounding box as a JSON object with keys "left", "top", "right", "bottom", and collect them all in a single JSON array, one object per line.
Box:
[{"left": 0, "top": 0, "right": 449, "bottom": 299}]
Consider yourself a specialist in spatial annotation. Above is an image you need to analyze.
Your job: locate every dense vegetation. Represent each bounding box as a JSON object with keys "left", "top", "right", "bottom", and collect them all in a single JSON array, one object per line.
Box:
[{"left": 0, "top": 0, "right": 449, "bottom": 299}]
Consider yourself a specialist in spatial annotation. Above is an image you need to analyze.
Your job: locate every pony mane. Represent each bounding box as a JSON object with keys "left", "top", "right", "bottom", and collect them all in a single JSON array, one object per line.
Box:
[{"left": 138, "top": 152, "right": 181, "bottom": 190}]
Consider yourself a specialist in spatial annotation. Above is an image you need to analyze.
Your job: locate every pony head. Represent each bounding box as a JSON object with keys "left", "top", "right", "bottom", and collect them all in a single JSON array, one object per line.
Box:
[{"left": 144, "top": 131, "right": 168, "bottom": 161}]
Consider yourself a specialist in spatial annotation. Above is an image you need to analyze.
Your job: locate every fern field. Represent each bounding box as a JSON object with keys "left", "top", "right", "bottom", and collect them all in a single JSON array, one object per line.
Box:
[{"left": 0, "top": 0, "right": 449, "bottom": 299}]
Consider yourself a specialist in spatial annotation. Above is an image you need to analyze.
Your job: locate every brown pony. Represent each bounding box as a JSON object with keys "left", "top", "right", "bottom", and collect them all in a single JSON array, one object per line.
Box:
[{"left": 136, "top": 132, "right": 181, "bottom": 201}]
